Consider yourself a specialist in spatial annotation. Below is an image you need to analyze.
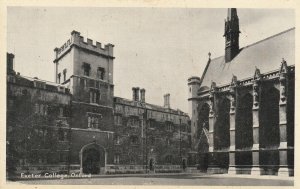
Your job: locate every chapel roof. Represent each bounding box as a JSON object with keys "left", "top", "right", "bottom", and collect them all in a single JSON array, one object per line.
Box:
[{"left": 200, "top": 27, "right": 295, "bottom": 89}]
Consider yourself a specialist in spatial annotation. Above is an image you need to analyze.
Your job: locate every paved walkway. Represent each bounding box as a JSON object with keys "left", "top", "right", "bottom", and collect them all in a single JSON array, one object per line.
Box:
[{"left": 8, "top": 173, "right": 294, "bottom": 186}]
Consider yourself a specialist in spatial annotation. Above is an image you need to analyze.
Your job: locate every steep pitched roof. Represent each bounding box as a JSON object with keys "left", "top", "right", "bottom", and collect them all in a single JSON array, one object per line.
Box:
[{"left": 200, "top": 28, "right": 295, "bottom": 89}]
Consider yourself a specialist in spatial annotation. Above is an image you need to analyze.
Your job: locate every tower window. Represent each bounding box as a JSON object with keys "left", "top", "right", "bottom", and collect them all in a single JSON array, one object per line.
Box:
[
  {"left": 83, "top": 63, "right": 91, "bottom": 76},
  {"left": 63, "top": 69, "right": 67, "bottom": 81},
  {"left": 97, "top": 67, "right": 105, "bottom": 80},
  {"left": 88, "top": 116, "right": 100, "bottom": 129},
  {"left": 89, "top": 89, "right": 100, "bottom": 104}
]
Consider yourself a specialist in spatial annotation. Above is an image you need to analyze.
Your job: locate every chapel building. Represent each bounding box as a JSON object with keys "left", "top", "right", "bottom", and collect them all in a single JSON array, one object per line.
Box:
[{"left": 188, "top": 8, "right": 295, "bottom": 176}]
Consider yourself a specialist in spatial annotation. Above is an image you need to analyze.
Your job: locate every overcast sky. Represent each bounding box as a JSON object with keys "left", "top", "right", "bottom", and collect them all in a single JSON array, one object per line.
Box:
[{"left": 7, "top": 7, "right": 294, "bottom": 113}]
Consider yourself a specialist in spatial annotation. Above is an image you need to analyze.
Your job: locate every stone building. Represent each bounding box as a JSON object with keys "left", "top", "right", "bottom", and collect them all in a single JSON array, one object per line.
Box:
[
  {"left": 188, "top": 9, "right": 294, "bottom": 176},
  {"left": 109, "top": 88, "right": 191, "bottom": 173},
  {"left": 7, "top": 30, "right": 191, "bottom": 178},
  {"left": 53, "top": 31, "right": 115, "bottom": 174},
  {"left": 6, "top": 53, "right": 73, "bottom": 176}
]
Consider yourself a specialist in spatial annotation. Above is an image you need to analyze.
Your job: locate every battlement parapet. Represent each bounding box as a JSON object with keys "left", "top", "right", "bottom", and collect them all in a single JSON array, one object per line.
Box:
[
  {"left": 7, "top": 74, "right": 71, "bottom": 95},
  {"left": 54, "top": 30, "right": 114, "bottom": 62}
]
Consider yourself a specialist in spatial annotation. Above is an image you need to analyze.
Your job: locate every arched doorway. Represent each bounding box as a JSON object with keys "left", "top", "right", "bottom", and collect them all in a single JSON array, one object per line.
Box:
[
  {"left": 83, "top": 148, "right": 100, "bottom": 174},
  {"left": 149, "top": 158, "right": 155, "bottom": 171},
  {"left": 182, "top": 159, "right": 187, "bottom": 170},
  {"left": 80, "top": 143, "right": 105, "bottom": 174}
]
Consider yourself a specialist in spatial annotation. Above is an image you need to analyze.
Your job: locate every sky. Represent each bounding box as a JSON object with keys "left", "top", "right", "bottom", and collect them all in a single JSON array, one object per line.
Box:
[{"left": 7, "top": 7, "right": 294, "bottom": 113}]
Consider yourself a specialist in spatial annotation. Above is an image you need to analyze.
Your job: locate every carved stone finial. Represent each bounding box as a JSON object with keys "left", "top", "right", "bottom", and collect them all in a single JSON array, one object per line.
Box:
[
  {"left": 280, "top": 58, "right": 288, "bottom": 74},
  {"left": 254, "top": 67, "right": 261, "bottom": 80},
  {"left": 231, "top": 75, "right": 237, "bottom": 85},
  {"left": 208, "top": 52, "right": 211, "bottom": 59}
]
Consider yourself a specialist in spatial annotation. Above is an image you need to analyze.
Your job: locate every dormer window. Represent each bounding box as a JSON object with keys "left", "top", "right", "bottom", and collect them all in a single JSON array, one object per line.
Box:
[{"left": 83, "top": 63, "right": 91, "bottom": 76}]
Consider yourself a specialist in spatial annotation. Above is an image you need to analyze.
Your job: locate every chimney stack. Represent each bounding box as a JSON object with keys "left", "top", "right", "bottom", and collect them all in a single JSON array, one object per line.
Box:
[
  {"left": 140, "top": 88, "right": 146, "bottom": 103},
  {"left": 132, "top": 87, "right": 136, "bottom": 101},
  {"left": 163, "top": 93, "right": 170, "bottom": 109},
  {"left": 132, "top": 87, "right": 140, "bottom": 101},
  {"left": 135, "top": 87, "right": 140, "bottom": 101},
  {"left": 7, "top": 53, "right": 15, "bottom": 74}
]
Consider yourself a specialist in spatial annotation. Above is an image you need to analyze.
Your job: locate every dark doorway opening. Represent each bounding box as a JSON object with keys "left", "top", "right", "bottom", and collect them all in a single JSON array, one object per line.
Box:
[
  {"left": 82, "top": 148, "right": 100, "bottom": 174},
  {"left": 149, "top": 158, "right": 154, "bottom": 171}
]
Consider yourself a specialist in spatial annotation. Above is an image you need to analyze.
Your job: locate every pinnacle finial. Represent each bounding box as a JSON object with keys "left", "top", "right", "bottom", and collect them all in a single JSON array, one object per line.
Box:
[
  {"left": 227, "top": 8, "right": 238, "bottom": 20},
  {"left": 208, "top": 52, "right": 211, "bottom": 59}
]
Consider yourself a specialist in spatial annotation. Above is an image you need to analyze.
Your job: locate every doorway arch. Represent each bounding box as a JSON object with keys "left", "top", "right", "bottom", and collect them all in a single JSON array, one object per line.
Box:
[
  {"left": 149, "top": 158, "right": 155, "bottom": 171},
  {"left": 80, "top": 143, "right": 106, "bottom": 174}
]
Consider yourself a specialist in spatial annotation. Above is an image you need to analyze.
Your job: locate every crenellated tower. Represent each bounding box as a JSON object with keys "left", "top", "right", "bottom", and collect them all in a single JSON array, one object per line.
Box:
[{"left": 53, "top": 30, "right": 115, "bottom": 131}]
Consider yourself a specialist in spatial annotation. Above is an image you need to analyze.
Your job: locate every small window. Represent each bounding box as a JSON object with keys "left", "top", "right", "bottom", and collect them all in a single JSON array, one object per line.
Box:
[
  {"left": 83, "top": 63, "right": 91, "bottom": 76},
  {"left": 114, "top": 115, "right": 122, "bottom": 125},
  {"left": 130, "top": 136, "right": 139, "bottom": 145},
  {"left": 115, "top": 135, "right": 120, "bottom": 144},
  {"left": 34, "top": 103, "right": 48, "bottom": 116},
  {"left": 40, "top": 104, "right": 44, "bottom": 115},
  {"left": 90, "top": 89, "right": 100, "bottom": 104},
  {"left": 165, "top": 155, "right": 173, "bottom": 164},
  {"left": 97, "top": 67, "right": 105, "bottom": 80},
  {"left": 59, "top": 107, "right": 64, "bottom": 117},
  {"left": 58, "top": 129, "right": 64, "bottom": 141},
  {"left": 149, "top": 136, "right": 155, "bottom": 145},
  {"left": 88, "top": 115, "right": 100, "bottom": 129},
  {"left": 35, "top": 103, "right": 39, "bottom": 114},
  {"left": 166, "top": 122, "right": 173, "bottom": 132},
  {"left": 166, "top": 138, "right": 170, "bottom": 146},
  {"left": 149, "top": 120, "right": 155, "bottom": 129},
  {"left": 114, "top": 154, "right": 120, "bottom": 164}
]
